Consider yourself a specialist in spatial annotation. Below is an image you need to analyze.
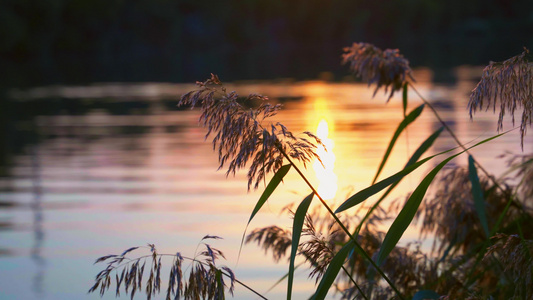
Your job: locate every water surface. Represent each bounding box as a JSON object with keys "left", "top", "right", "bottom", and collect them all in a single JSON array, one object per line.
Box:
[{"left": 0, "top": 75, "right": 529, "bottom": 299}]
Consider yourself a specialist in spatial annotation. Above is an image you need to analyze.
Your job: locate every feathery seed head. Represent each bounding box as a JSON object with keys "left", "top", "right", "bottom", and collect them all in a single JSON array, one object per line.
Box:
[
  {"left": 90, "top": 242, "right": 236, "bottom": 300},
  {"left": 342, "top": 43, "right": 413, "bottom": 101},
  {"left": 469, "top": 48, "right": 533, "bottom": 148},
  {"left": 245, "top": 225, "right": 292, "bottom": 262},
  {"left": 179, "top": 74, "right": 323, "bottom": 189}
]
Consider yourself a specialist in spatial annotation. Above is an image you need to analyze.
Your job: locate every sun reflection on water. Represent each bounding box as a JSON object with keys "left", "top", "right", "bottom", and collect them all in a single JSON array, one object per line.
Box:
[{"left": 313, "top": 119, "right": 338, "bottom": 200}]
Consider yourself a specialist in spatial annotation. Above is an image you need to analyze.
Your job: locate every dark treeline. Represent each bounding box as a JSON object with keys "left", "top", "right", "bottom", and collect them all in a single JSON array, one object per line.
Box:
[{"left": 1, "top": 0, "right": 533, "bottom": 87}]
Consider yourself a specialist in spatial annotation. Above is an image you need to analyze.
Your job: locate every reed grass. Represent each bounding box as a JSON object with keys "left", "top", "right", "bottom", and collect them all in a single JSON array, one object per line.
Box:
[
  {"left": 90, "top": 43, "right": 533, "bottom": 299},
  {"left": 469, "top": 48, "right": 533, "bottom": 148}
]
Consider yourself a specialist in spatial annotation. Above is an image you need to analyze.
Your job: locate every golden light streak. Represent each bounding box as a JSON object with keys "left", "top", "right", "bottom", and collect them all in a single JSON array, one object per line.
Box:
[{"left": 313, "top": 119, "right": 338, "bottom": 200}]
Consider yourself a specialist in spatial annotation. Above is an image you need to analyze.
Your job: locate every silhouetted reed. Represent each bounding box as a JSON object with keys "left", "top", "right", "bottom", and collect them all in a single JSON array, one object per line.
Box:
[
  {"left": 179, "top": 74, "right": 323, "bottom": 190},
  {"left": 342, "top": 42, "right": 414, "bottom": 100},
  {"left": 245, "top": 226, "right": 292, "bottom": 263},
  {"left": 90, "top": 43, "right": 533, "bottom": 300},
  {"left": 88, "top": 236, "right": 259, "bottom": 300},
  {"left": 469, "top": 48, "right": 533, "bottom": 147}
]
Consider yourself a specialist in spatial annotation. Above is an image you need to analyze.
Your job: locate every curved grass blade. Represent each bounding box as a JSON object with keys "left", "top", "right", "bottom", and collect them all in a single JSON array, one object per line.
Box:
[
  {"left": 468, "top": 155, "right": 490, "bottom": 238},
  {"left": 336, "top": 147, "right": 453, "bottom": 214},
  {"left": 287, "top": 193, "right": 313, "bottom": 300},
  {"left": 372, "top": 103, "right": 425, "bottom": 184},
  {"left": 375, "top": 130, "right": 510, "bottom": 266},
  {"left": 336, "top": 130, "right": 508, "bottom": 214},
  {"left": 237, "top": 164, "right": 291, "bottom": 263},
  {"left": 353, "top": 127, "right": 444, "bottom": 235},
  {"left": 248, "top": 164, "right": 291, "bottom": 224},
  {"left": 312, "top": 240, "right": 355, "bottom": 300},
  {"left": 377, "top": 127, "right": 443, "bottom": 202},
  {"left": 376, "top": 152, "right": 467, "bottom": 266}
]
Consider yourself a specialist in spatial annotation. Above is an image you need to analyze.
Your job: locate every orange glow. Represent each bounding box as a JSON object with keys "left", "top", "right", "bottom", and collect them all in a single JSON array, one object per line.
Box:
[{"left": 313, "top": 119, "right": 338, "bottom": 200}]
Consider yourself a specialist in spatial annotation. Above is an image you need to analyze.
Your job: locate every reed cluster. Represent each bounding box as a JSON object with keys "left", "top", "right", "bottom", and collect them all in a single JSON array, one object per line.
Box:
[
  {"left": 90, "top": 43, "right": 533, "bottom": 299},
  {"left": 89, "top": 236, "right": 243, "bottom": 300}
]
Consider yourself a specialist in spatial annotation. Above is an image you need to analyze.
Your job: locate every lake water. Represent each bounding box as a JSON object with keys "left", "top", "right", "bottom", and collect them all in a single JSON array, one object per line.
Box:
[{"left": 1, "top": 72, "right": 530, "bottom": 299}]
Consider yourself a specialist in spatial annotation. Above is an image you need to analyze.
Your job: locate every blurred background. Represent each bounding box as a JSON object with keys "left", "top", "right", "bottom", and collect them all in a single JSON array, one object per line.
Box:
[
  {"left": 1, "top": 0, "right": 533, "bottom": 88},
  {"left": 1, "top": 1, "right": 533, "bottom": 299}
]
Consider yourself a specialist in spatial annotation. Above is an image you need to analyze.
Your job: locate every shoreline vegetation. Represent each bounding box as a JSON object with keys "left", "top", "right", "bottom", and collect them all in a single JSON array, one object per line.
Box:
[{"left": 91, "top": 43, "right": 533, "bottom": 299}]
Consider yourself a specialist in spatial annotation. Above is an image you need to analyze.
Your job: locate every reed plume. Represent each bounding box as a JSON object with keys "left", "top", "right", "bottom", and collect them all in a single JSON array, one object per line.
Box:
[
  {"left": 179, "top": 74, "right": 323, "bottom": 189},
  {"left": 469, "top": 48, "right": 533, "bottom": 147},
  {"left": 88, "top": 237, "right": 239, "bottom": 300},
  {"left": 245, "top": 225, "right": 292, "bottom": 262},
  {"left": 342, "top": 42, "right": 414, "bottom": 101}
]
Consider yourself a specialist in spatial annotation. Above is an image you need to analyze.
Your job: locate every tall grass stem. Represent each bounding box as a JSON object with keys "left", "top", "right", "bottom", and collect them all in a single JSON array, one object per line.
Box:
[{"left": 277, "top": 144, "right": 405, "bottom": 300}]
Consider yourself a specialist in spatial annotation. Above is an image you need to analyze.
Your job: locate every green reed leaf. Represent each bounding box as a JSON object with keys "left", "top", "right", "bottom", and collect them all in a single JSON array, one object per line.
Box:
[
  {"left": 353, "top": 127, "right": 444, "bottom": 235},
  {"left": 468, "top": 155, "right": 490, "bottom": 238},
  {"left": 287, "top": 193, "right": 313, "bottom": 300},
  {"left": 408, "top": 127, "right": 443, "bottom": 164},
  {"left": 249, "top": 164, "right": 291, "bottom": 224},
  {"left": 374, "top": 126, "right": 444, "bottom": 204},
  {"left": 238, "top": 164, "right": 291, "bottom": 262},
  {"left": 402, "top": 82, "right": 408, "bottom": 117},
  {"left": 336, "top": 149, "right": 451, "bottom": 214},
  {"left": 412, "top": 290, "right": 440, "bottom": 300},
  {"left": 312, "top": 240, "right": 355, "bottom": 300},
  {"left": 372, "top": 103, "right": 424, "bottom": 184},
  {"left": 376, "top": 130, "right": 509, "bottom": 266},
  {"left": 336, "top": 129, "right": 508, "bottom": 214},
  {"left": 376, "top": 153, "right": 457, "bottom": 266}
]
